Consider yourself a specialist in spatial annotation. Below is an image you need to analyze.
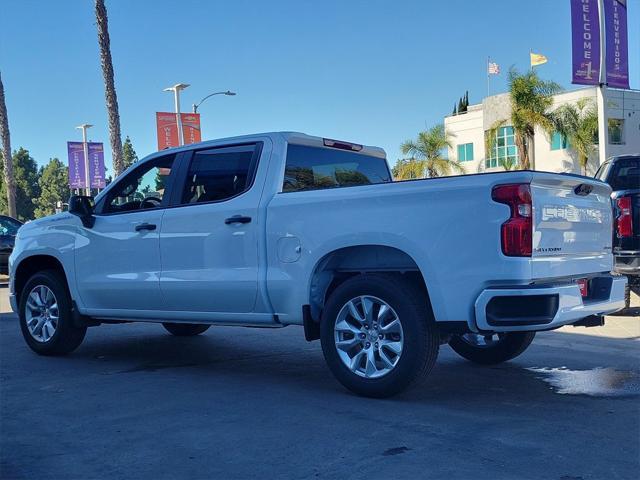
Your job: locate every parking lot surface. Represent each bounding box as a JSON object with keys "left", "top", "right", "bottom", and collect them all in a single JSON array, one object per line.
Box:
[{"left": 1, "top": 284, "right": 639, "bottom": 480}]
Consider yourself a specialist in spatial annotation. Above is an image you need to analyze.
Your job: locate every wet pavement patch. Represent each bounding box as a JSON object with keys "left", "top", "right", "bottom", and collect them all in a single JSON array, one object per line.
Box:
[
  {"left": 527, "top": 367, "right": 640, "bottom": 397},
  {"left": 382, "top": 446, "right": 410, "bottom": 456},
  {"left": 115, "top": 363, "right": 199, "bottom": 373}
]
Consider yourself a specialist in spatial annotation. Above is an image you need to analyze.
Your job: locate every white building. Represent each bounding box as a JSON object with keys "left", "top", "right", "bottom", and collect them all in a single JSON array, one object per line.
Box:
[{"left": 444, "top": 87, "right": 640, "bottom": 176}]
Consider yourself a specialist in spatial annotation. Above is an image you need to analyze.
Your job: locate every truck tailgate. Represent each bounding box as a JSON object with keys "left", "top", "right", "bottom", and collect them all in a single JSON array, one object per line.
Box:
[{"left": 530, "top": 174, "right": 613, "bottom": 279}]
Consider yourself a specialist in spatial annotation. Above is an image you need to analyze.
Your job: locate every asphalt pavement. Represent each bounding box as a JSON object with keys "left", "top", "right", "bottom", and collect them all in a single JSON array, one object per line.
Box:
[{"left": 1, "top": 282, "right": 639, "bottom": 480}]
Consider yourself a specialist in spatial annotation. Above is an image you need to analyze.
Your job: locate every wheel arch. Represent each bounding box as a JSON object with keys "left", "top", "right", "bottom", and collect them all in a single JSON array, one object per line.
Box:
[
  {"left": 307, "top": 244, "right": 434, "bottom": 323},
  {"left": 14, "top": 254, "right": 69, "bottom": 306}
]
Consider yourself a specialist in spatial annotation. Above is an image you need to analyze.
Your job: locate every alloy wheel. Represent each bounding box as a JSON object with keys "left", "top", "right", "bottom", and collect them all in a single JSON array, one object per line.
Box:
[
  {"left": 24, "top": 285, "right": 59, "bottom": 343},
  {"left": 334, "top": 295, "right": 404, "bottom": 378}
]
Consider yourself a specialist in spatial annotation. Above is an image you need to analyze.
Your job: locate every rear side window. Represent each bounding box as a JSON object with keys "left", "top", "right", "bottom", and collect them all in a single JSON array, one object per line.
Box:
[
  {"left": 608, "top": 158, "right": 640, "bottom": 191},
  {"left": 0, "top": 217, "right": 21, "bottom": 236},
  {"left": 181, "top": 145, "right": 258, "bottom": 204},
  {"left": 283, "top": 144, "right": 391, "bottom": 192}
]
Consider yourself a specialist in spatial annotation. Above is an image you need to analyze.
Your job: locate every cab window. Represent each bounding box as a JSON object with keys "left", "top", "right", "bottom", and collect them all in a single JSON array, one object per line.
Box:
[{"left": 283, "top": 144, "right": 391, "bottom": 192}]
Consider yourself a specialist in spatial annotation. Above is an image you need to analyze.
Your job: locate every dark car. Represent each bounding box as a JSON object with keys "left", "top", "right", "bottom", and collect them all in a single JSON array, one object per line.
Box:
[
  {"left": 595, "top": 154, "right": 640, "bottom": 309},
  {"left": 0, "top": 215, "right": 22, "bottom": 275}
]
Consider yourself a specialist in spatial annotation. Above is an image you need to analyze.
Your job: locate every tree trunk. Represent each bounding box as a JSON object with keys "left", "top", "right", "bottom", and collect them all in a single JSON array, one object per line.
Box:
[
  {"left": 528, "top": 134, "right": 536, "bottom": 170},
  {"left": 515, "top": 133, "right": 529, "bottom": 170},
  {"left": 95, "top": 0, "right": 124, "bottom": 178},
  {"left": 0, "top": 72, "right": 17, "bottom": 218}
]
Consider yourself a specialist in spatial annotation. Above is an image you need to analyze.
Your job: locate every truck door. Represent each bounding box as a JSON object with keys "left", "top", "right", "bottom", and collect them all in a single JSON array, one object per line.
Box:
[
  {"left": 75, "top": 153, "right": 178, "bottom": 312},
  {"left": 159, "top": 143, "right": 265, "bottom": 314}
]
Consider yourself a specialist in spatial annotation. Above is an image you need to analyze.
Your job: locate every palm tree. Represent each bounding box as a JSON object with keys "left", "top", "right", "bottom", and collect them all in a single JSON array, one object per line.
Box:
[
  {"left": 95, "top": 0, "right": 124, "bottom": 177},
  {"left": 0, "top": 71, "right": 16, "bottom": 217},
  {"left": 550, "top": 98, "right": 598, "bottom": 175},
  {"left": 488, "top": 68, "right": 562, "bottom": 170},
  {"left": 397, "top": 124, "right": 464, "bottom": 179},
  {"left": 500, "top": 156, "right": 518, "bottom": 171},
  {"left": 392, "top": 158, "right": 426, "bottom": 180}
]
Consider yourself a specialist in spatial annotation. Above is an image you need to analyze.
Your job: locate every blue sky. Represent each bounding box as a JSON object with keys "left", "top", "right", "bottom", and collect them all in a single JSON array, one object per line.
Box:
[{"left": 1, "top": 0, "right": 639, "bottom": 173}]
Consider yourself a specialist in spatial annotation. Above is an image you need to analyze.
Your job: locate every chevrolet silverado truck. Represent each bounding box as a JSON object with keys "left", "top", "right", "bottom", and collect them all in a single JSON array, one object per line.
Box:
[
  {"left": 9, "top": 132, "right": 627, "bottom": 397},
  {"left": 595, "top": 154, "right": 640, "bottom": 310}
]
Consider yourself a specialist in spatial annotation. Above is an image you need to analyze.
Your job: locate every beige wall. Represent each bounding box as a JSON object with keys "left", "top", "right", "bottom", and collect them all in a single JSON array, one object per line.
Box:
[
  {"left": 444, "top": 105, "right": 485, "bottom": 174},
  {"left": 445, "top": 87, "right": 640, "bottom": 176}
]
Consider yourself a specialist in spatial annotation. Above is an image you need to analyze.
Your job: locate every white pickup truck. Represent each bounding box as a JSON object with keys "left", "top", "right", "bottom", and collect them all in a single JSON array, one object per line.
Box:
[{"left": 9, "top": 132, "right": 626, "bottom": 397}]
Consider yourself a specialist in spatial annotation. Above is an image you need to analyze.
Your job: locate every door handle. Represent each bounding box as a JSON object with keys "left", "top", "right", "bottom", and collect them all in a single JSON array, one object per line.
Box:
[
  {"left": 225, "top": 215, "right": 252, "bottom": 225},
  {"left": 135, "top": 223, "right": 157, "bottom": 232}
]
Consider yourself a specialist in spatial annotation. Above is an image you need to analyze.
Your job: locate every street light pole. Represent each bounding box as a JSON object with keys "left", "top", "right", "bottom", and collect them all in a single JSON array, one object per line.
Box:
[
  {"left": 76, "top": 123, "right": 93, "bottom": 196},
  {"left": 596, "top": 0, "right": 608, "bottom": 166},
  {"left": 192, "top": 90, "right": 236, "bottom": 113},
  {"left": 163, "top": 83, "right": 190, "bottom": 146}
]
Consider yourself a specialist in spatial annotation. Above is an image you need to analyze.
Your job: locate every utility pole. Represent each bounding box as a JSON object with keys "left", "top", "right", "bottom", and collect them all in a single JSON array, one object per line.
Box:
[
  {"left": 596, "top": 0, "right": 608, "bottom": 166},
  {"left": 76, "top": 124, "right": 93, "bottom": 196},
  {"left": 164, "top": 83, "right": 189, "bottom": 146}
]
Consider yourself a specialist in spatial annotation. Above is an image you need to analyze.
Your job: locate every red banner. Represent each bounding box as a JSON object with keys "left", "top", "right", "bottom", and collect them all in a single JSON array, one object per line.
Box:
[
  {"left": 181, "top": 113, "right": 202, "bottom": 145},
  {"left": 156, "top": 112, "right": 179, "bottom": 150},
  {"left": 156, "top": 112, "right": 202, "bottom": 150}
]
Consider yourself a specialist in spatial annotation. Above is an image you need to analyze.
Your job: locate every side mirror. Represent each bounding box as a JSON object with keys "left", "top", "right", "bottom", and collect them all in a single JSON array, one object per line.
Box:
[{"left": 68, "top": 195, "right": 95, "bottom": 228}]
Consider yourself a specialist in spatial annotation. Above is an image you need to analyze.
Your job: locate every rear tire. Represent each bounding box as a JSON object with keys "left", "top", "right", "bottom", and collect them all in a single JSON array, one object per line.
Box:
[
  {"left": 162, "top": 323, "right": 211, "bottom": 336},
  {"left": 449, "top": 332, "right": 535, "bottom": 365},
  {"left": 19, "top": 270, "right": 87, "bottom": 356},
  {"left": 320, "top": 274, "right": 439, "bottom": 398}
]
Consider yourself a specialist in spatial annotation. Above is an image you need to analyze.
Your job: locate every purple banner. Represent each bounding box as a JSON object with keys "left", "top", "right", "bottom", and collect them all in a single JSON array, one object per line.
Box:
[
  {"left": 571, "top": 0, "right": 600, "bottom": 85},
  {"left": 67, "top": 142, "right": 86, "bottom": 189},
  {"left": 87, "top": 142, "right": 106, "bottom": 188},
  {"left": 604, "top": 0, "right": 630, "bottom": 89}
]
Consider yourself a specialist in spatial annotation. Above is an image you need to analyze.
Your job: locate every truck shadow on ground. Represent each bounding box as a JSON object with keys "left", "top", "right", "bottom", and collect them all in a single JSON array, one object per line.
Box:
[{"left": 51, "top": 323, "right": 638, "bottom": 403}]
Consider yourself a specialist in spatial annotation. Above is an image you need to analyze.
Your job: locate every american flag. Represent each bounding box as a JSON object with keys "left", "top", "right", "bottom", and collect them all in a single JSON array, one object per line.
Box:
[{"left": 488, "top": 62, "right": 500, "bottom": 75}]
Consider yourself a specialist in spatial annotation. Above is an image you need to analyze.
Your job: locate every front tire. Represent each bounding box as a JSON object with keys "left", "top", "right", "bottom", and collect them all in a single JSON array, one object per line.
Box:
[
  {"left": 320, "top": 274, "right": 439, "bottom": 398},
  {"left": 448, "top": 332, "right": 535, "bottom": 365},
  {"left": 162, "top": 323, "right": 211, "bottom": 336},
  {"left": 19, "top": 269, "right": 87, "bottom": 356}
]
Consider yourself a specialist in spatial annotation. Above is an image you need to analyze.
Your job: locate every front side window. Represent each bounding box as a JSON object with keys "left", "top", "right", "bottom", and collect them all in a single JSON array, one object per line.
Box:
[
  {"left": 105, "top": 154, "right": 176, "bottom": 213},
  {"left": 283, "top": 144, "right": 391, "bottom": 192},
  {"left": 485, "top": 126, "right": 518, "bottom": 169},
  {"left": 181, "top": 145, "right": 257, "bottom": 204},
  {"left": 457, "top": 143, "right": 474, "bottom": 162},
  {"left": 608, "top": 119, "right": 625, "bottom": 145}
]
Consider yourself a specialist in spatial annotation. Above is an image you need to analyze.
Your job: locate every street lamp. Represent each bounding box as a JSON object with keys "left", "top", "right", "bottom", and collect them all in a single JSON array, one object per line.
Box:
[
  {"left": 192, "top": 90, "right": 236, "bottom": 113},
  {"left": 163, "top": 83, "right": 190, "bottom": 146},
  {"left": 75, "top": 123, "right": 93, "bottom": 196}
]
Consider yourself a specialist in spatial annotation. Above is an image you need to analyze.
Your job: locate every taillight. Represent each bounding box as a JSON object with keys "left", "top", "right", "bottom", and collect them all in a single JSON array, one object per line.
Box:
[
  {"left": 615, "top": 196, "right": 633, "bottom": 238},
  {"left": 492, "top": 183, "right": 532, "bottom": 257}
]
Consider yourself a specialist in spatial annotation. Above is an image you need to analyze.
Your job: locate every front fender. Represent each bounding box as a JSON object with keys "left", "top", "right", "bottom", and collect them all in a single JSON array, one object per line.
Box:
[{"left": 9, "top": 215, "right": 80, "bottom": 306}]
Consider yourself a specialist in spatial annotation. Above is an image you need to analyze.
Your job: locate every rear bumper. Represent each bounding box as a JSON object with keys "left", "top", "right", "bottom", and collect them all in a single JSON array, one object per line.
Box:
[
  {"left": 474, "top": 275, "right": 627, "bottom": 332},
  {"left": 614, "top": 250, "right": 639, "bottom": 276}
]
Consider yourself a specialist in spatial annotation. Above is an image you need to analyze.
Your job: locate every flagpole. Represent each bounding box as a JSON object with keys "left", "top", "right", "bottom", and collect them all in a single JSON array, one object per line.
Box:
[{"left": 487, "top": 56, "right": 490, "bottom": 97}]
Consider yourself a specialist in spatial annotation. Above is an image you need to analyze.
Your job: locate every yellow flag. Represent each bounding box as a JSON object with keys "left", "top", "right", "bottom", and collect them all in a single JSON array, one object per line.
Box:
[{"left": 530, "top": 52, "right": 548, "bottom": 67}]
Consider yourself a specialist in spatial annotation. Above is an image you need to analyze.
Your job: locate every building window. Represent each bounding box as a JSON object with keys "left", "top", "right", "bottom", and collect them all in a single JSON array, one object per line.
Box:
[
  {"left": 608, "top": 119, "right": 624, "bottom": 145},
  {"left": 550, "top": 131, "right": 569, "bottom": 150},
  {"left": 485, "top": 126, "right": 518, "bottom": 169},
  {"left": 457, "top": 143, "right": 474, "bottom": 162}
]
